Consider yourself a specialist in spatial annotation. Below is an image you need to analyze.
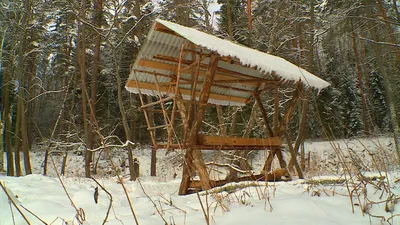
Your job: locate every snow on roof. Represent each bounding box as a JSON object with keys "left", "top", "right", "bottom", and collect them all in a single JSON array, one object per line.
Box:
[
  {"left": 125, "top": 19, "right": 330, "bottom": 106},
  {"left": 156, "top": 19, "right": 330, "bottom": 90}
]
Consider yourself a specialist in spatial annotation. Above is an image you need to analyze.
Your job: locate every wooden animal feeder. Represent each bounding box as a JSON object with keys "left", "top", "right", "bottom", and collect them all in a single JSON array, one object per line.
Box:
[{"left": 125, "top": 19, "right": 330, "bottom": 195}]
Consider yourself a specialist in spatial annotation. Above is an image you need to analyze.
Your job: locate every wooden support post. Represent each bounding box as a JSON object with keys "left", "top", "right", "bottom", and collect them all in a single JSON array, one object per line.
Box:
[
  {"left": 184, "top": 44, "right": 201, "bottom": 145},
  {"left": 277, "top": 86, "right": 301, "bottom": 137},
  {"left": 263, "top": 149, "right": 275, "bottom": 172},
  {"left": 285, "top": 132, "right": 304, "bottom": 178},
  {"left": 133, "top": 71, "right": 158, "bottom": 176},
  {"left": 263, "top": 83, "right": 301, "bottom": 173},
  {"left": 179, "top": 54, "right": 219, "bottom": 195},
  {"left": 133, "top": 72, "right": 157, "bottom": 150},
  {"left": 167, "top": 44, "right": 186, "bottom": 149},
  {"left": 153, "top": 75, "right": 172, "bottom": 141},
  {"left": 254, "top": 92, "right": 274, "bottom": 137}
]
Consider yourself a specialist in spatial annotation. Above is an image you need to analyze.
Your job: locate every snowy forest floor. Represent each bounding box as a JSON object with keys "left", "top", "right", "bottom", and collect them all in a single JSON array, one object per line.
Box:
[{"left": 1, "top": 136, "right": 400, "bottom": 225}]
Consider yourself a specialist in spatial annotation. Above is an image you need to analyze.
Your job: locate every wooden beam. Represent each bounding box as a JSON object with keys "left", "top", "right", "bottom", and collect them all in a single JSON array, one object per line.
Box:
[
  {"left": 152, "top": 55, "right": 261, "bottom": 81},
  {"left": 188, "top": 169, "right": 290, "bottom": 189},
  {"left": 254, "top": 93, "right": 274, "bottom": 137},
  {"left": 140, "top": 96, "right": 174, "bottom": 109},
  {"left": 138, "top": 59, "right": 257, "bottom": 85},
  {"left": 214, "top": 79, "right": 277, "bottom": 84},
  {"left": 188, "top": 54, "right": 219, "bottom": 144},
  {"left": 182, "top": 55, "right": 220, "bottom": 195},
  {"left": 154, "top": 22, "right": 183, "bottom": 38},
  {"left": 158, "top": 144, "right": 281, "bottom": 150},
  {"left": 197, "top": 135, "right": 282, "bottom": 147},
  {"left": 132, "top": 69, "right": 254, "bottom": 94},
  {"left": 172, "top": 49, "right": 259, "bottom": 71},
  {"left": 126, "top": 80, "right": 248, "bottom": 105},
  {"left": 131, "top": 72, "right": 158, "bottom": 150},
  {"left": 277, "top": 86, "right": 301, "bottom": 137}
]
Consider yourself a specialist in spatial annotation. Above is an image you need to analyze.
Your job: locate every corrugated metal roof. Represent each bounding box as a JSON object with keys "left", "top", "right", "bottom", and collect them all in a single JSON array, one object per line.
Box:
[{"left": 125, "top": 19, "right": 330, "bottom": 106}]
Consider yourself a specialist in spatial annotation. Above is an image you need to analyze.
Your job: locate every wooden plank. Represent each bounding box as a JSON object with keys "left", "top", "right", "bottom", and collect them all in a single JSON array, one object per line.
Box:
[
  {"left": 147, "top": 124, "right": 170, "bottom": 131},
  {"left": 197, "top": 135, "right": 282, "bottom": 147},
  {"left": 214, "top": 79, "right": 277, "bottom": 84},
  {"left": 153, "top": 55, "right": 261, "bottom": 81},
  {"left": 132, "top": 72, "right": 158, "bottom": 150},
  {"left": 140, "top": 96, "right": 174, "bottom": 109},
  {"left": 126, "top": 80, "right": 248, "bottom": 105},
  {"left": 179, "top": 54, "right": 220, "bottom": 195},
  {"left": 132, "top": 69, "right": 253, "bottom": 93},
  {"left": 138, "top": 59, "right": 256, "bottom": 85},
  {"left": 188, "top": 169, "right": 290, "bottom": 189},
  {"left": 154, "top": 23, "right": 183, "bottom": 38},
  {"left": 158, "top": 144, "right": 282, "bottom": 150}
]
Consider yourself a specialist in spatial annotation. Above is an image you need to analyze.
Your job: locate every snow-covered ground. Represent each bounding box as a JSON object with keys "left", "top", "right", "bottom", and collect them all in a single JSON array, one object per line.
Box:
[{"left": 1, "top": 136, "right": 399, "bottom": 225}]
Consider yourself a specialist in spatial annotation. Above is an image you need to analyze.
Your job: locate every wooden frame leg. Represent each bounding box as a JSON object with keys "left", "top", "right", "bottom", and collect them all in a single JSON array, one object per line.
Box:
[
  {"left": 275, "top": 149, "right": 287, "bottom": 168},
  {"left": 179, "top": 149, "right": 194, "bottom": 195},
  {"left": 263, "top": 149, "right": 275, "bottom": 172}
]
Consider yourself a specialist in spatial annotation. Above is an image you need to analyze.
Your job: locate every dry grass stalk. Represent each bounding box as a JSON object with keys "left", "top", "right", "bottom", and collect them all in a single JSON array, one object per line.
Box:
[
  {"left": 0, "top": 181, "right": 32, "bottom": 224},
  {"left": 49, "top": 154, "right": 85, "bottom": 224},
  {"left": 137, "top": 178, "right": 169, "bottom": 224},
  {"left": 91, "top": 177, "right": 113, "bottom": 225}
]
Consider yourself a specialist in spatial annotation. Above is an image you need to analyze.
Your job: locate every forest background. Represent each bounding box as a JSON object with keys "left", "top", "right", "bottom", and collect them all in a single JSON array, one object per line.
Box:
[{"left": 0, "top": 0, "right": 399, "bottom": 178}]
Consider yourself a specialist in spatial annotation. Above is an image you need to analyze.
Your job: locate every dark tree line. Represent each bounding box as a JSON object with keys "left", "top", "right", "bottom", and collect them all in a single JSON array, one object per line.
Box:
[{"left": 1, "top": 0, "right": 399, "bottom": 176}]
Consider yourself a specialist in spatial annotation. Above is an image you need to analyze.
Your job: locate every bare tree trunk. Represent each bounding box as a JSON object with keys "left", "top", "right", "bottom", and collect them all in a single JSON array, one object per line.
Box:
[
  {"left": 227, "top": 102, "right": 257, "bottom": 180},
  {"left": 146, "top": 96, "right": 157, "bottom": 177},
  {"left": 230, "top": 108, "right": 238, "bottom": 136},
  {"left": 77, "top": 0, "right": 91, "bottom": 178},
  {"left": 392, "top": 0, "right": 400, "bottom": 23},
  {"left": 247, "top": 0, "right": 252, "bottom": 30},
  {"left": 90, "top": 0, "right": 103, "bottom": 175},
  {"left": 351, "top": 30, "right": 370, "bottom": 135},
  {"left": 14, "top": 0, "right": 32, "bottom": 175},
  {"left": 0, "top": 120, "right": 3, "bottom": 173},
  {"left": 20, "top": 93, "right": 32, "bottom": 174},
  {"left": 216, "top": 106, "right": 226, "bottom": 136},
  {"left": 114, "top": 49, "right": 135, "bottom": 179},
  {"left": 376, "top": 0, "right": 400, "bottom": 61},
  {"left": 370, "top": 26, "right": 400, "bottom": 163},
  {"left": 61, "top": 152, "right": 68, "bottom": 176},
  {"left": 0, "top": 30, "right": 4, "bottom": 173},
  {"left": 14, "top": 97, "right": 22, "bottom": 177},
  {"left": 2, "top": 64, "right": 14, "bottom": 176},
  {"left": 226, "top": 0, "right": 233, "bottom": 39},
  {"left": 60, "top": 36, "right": 72, "bottom": 139}
]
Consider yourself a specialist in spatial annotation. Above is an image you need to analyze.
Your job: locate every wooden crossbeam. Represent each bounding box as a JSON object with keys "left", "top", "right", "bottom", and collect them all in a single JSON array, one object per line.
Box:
[
  {"left": 254, "top": 93, "right": 274, "bottom": 137},
  {"left": 137, "top": 59, "right": 257, "bottom": 86},
  {"left": 158, "top": 144, "right": 281, "bottom": 150},
  {"left": 126, "top": 80, "right": 248, "bottom": 105},
  {"left": 197, "top": 135, "right": 282, "bottom": 147},
  {"left": 153, "top": 55, "right": 261, "bottom": 81},
  {"left": 188, "top": 169, "right": 290, "bottom": 189},
  {"left": 140, "top": 96, "right": 174, "bottom": 109},
  {"left": 133, "top": 68, "right": 254, "bottom": 94},
  {"left": 214, "top": 79, "right": 277, "bottom": 84},
  {"left": 154, "top": 23, "right": 182, "bottom": 38},
  {"left": 277, "top": 85, "right": 301, "bottom": 137},
  {"left": 147, "top": 124, "right": 171, "bottom": 131}
]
